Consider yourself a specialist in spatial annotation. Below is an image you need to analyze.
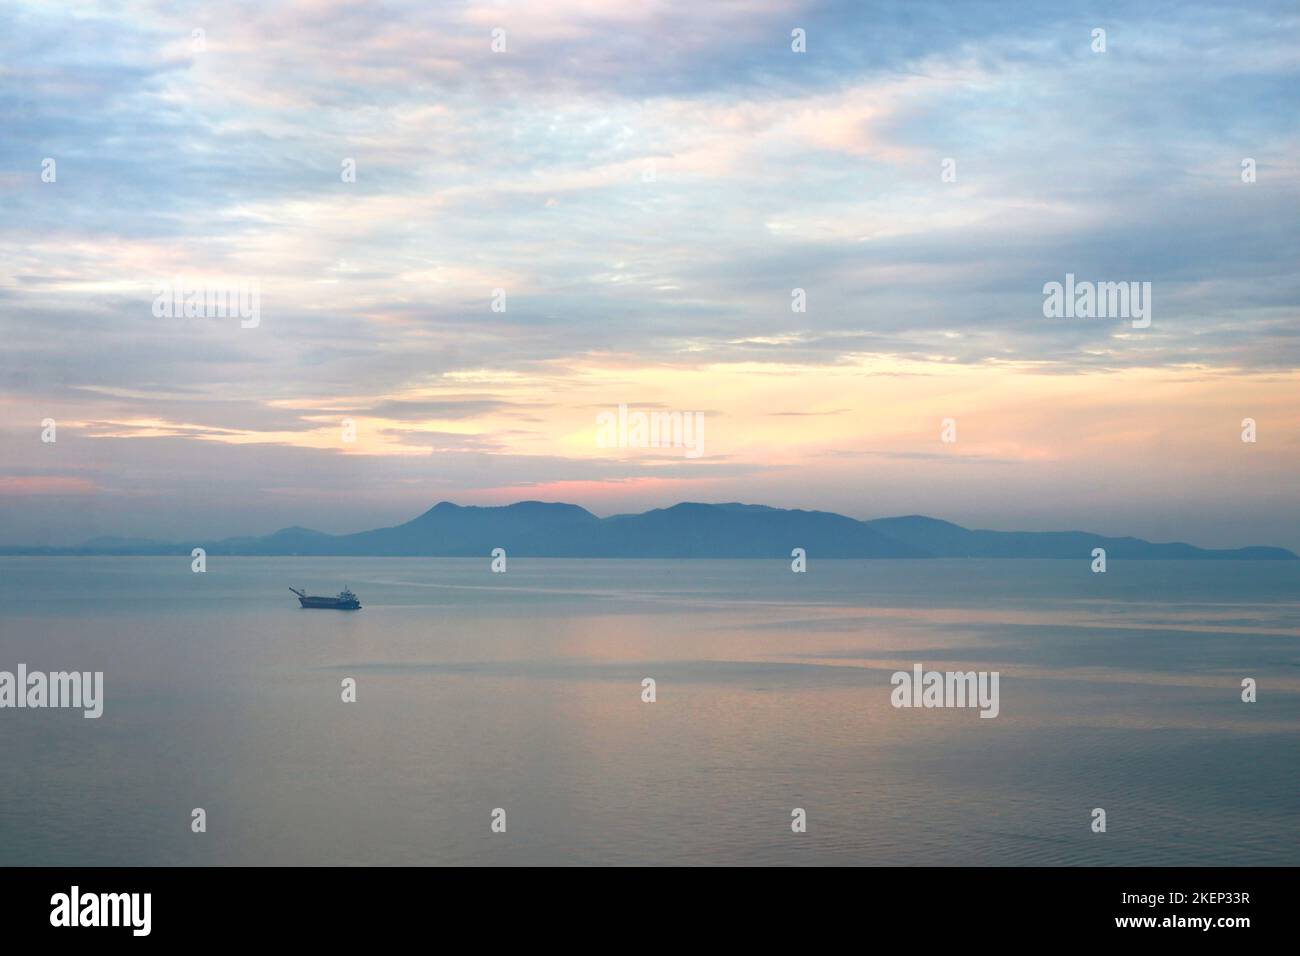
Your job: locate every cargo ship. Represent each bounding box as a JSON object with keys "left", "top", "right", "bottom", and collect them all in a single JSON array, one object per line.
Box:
[{"left": 289, "top": 587, "right": 361, "bottom": 610}]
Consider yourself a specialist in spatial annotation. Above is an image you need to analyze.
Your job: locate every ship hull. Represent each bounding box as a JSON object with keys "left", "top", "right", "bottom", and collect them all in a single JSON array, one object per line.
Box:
[{"left": 297, "top": 596, "right": 361, "bottom": 610}]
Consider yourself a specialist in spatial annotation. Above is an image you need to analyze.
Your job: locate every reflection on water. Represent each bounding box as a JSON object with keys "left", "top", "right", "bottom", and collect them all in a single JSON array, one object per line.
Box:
[{"left": 0, "top": 557, "right": 1297, "bottom": 865}]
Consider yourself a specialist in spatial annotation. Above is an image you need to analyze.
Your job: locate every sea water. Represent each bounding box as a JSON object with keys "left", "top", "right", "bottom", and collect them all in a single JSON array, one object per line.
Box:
[{"left": 0, "top": 556, "right": 1296, "bottom": 865}]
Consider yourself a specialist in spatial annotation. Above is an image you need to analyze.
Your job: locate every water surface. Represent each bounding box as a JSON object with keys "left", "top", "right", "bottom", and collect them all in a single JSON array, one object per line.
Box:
[{"left": 1, "top": 557, "right": 1296, "bottom": 865}]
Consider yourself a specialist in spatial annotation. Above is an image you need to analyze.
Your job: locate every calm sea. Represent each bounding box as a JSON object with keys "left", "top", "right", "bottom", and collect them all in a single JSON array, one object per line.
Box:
[{"left": 1, "top": 556, "right": 1296, "bottom": 866}]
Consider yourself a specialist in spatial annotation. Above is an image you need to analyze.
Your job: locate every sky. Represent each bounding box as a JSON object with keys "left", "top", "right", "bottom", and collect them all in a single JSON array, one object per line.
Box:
[{"left": 1, "top": 0, "right": 1297, "bottom": 550}]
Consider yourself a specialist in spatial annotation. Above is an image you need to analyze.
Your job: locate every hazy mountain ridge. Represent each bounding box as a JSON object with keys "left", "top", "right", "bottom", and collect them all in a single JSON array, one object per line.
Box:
[{"left": 5, "top": 501, "right": 1295, "bottom": 559}]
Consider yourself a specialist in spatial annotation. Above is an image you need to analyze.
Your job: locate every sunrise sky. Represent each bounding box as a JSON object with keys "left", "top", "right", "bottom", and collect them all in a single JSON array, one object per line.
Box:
[{"left": 2, "top": 0, "right": 1297, "bottom": 549}]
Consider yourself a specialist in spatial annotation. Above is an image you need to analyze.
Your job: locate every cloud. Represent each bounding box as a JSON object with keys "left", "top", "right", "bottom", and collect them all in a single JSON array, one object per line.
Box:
[{"left": 1, "top": 0, "right": 1297, "bottom": 547}]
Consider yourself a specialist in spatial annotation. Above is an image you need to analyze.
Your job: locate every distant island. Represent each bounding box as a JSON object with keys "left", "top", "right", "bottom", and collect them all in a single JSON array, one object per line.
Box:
[{"left": 4, "top": 501, "right": 1295, "bottom": 559}]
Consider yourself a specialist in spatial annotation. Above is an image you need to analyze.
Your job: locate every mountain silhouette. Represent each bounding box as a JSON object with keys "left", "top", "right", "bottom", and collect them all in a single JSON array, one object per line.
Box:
[{"left": 16, "top": 501, "right": 1294, "bottom": 559}]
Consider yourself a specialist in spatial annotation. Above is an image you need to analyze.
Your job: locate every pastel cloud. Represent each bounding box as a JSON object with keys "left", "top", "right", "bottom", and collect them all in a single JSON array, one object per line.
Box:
[{"left": 0, "top": 0, "right": 1297, "bottom": 549}]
